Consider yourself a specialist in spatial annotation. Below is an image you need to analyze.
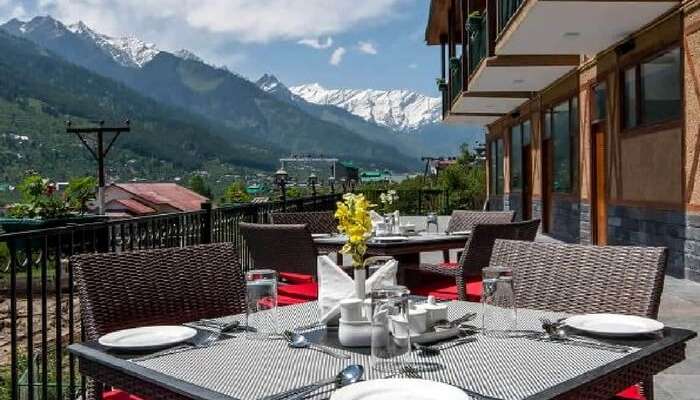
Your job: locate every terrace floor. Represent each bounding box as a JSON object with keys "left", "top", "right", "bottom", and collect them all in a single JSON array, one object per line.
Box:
[{"left": 380, "top": 216, "right": 700, "bottom": 400}]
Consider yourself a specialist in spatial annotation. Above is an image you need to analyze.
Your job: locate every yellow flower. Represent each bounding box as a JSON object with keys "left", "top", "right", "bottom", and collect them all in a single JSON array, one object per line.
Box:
[{"left": 335, "top": 193, "right": 374, "bottom": 268}]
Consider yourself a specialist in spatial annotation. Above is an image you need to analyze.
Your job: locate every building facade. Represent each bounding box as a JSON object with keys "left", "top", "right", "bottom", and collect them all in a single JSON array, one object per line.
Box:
[{"left": 426, "top": 0, "right": 700, "bottom": 281}]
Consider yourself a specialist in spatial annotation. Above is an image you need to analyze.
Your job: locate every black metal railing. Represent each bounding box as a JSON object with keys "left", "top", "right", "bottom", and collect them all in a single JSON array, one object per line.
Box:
[
  {"left": 467, "top": 12, "right": 488, "bottom": 78},
  {"left": 0, "top": 193, "right": 341, "bottom": 400},
  {"left": 449, "top": 57, "right": 463, "bottom": 106},
  {"left": 356, "top": 189, "right": 454, "bottom": 215},
  {"left": 498, "top": 0, "right": 524, "bottom": 35}
]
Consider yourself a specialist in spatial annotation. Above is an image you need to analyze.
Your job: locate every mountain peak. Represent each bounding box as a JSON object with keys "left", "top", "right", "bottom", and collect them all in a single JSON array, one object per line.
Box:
[
  {"left": 290, "top": 84, "right": 441, "bottom": 132},
  {"left": 256, "top": 74, "right": 283, "bottom": 92}
]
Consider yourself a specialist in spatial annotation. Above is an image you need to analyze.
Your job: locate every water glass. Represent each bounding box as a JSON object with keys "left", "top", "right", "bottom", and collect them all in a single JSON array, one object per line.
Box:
[
  {"left": 481, "top": 266, "right": 517, "bottom": 336},
  {"left": 245, "top": 269, "right": 278, "bottom": 339},
  {"left": 370, "top": 285, "right": 411, "bottom": 374}
]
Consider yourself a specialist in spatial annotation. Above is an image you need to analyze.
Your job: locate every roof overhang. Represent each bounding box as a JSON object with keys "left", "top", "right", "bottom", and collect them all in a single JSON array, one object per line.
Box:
[
  {"left": 468, "top": 55, "right": 579, "bottom": 92},
  {"left": 452, "top": 91, "right": 533, "bottom": 114},
  {"left": 496, "top": 0, "right": 678, "bottom": 55}
]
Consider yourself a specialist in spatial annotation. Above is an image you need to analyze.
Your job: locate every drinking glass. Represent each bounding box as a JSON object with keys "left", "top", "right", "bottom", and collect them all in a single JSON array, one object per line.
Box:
[
  {"left": 481, "top": 266, "right": 517, "bottom": 337},
  {"left": 245, "top": 269, "right": 278, "bottom": 339},
  {"left": 370, "top": 285, "right": 411, "bottom": 375}
]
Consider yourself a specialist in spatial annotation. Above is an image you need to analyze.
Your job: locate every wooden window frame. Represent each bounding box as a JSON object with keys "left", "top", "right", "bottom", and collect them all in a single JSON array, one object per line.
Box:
[
  {"left": 620, "top": 45, "right": 683, "bottom": 135},
  {"left": 542, "top": 95, "right": 579, "bottom": 195}
]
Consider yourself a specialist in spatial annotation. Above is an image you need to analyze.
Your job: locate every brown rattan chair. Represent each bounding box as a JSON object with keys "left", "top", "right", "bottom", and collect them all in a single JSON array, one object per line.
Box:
[
  {"left": 71, "top": 243, "right": 247, "bottom": 340},
  {"left": 489, "top": 239, "right": 668, "bottom": 399},
  {"left": 270, "top": 211, "right": 338, "bottom": 234},
  {"left": 239, "top": 222, "right": 318, "bottom": 276},
  {"left": 442, "top": 210, "right": 516, "bottom": 262},
  {"left": 414, "top": 219, "right": 540, "bottom": 302}
]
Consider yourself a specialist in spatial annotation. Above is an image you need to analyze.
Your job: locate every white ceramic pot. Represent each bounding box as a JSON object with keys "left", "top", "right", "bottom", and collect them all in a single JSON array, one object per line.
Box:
[{"left": 338, "top": 319, "right": 372, "bottom": 347}]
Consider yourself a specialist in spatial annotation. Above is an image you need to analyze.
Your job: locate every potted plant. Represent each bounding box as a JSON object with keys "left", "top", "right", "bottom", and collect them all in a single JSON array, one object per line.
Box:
[
  {"left": 436, "top": 78, "right": 448, "bottom": 92},
  {"left": 0, "top": 174, "right": 105, "bottom": 233}
]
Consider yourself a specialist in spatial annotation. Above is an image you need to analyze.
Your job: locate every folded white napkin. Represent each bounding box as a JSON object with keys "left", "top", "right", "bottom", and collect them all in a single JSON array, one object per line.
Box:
[{"left": 317, "top": 255, "right": 398, "bottom": 324}]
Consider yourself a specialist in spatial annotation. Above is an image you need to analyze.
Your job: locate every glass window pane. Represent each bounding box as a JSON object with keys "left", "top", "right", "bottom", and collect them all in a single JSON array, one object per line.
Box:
[
  {"left": 624, "top": 67, "right": 637, "bottom": 128},
  {"left": 522, "top": 120, "right": 531, "bottom": 146},
  {"left": 510, "top": 126, "right": 522, "bottom": 190},
  {"left": 570, "top": 97, "right": 579, "bottom": 191},
  {"left": 552, "top": 101, "right": 571, "bottom": 193},
  {"left": 543, "top": 111, "right": 552, "bottom": 139},
  {"left": 593, "top": 83, "right": 607, "bottom": 121},
  {"left": 641, "top": 48, "right": 681, "bottom": 124},
  {"left": 497, "top": 139, "right": 504, "bottom": 194},
  {"left": 490, "top": 141, "right": 497, "bottom": 194}
]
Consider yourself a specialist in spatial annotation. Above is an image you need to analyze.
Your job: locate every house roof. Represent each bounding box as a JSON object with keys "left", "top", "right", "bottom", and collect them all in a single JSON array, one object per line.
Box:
[
  {"left": 111, "top": 183, "right": 208, "bottom": 212},
  {"left": 108, "top": 198, "right": 157, "bottom": 215}
]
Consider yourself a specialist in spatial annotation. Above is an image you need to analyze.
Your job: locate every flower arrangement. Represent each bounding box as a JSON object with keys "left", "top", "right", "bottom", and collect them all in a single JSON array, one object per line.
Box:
[
  {"left": 335, "top": 193, "right": 374, "bottom": 269},
  {"left": 378, "top": 190, "right": 399, "bottom": 214}
]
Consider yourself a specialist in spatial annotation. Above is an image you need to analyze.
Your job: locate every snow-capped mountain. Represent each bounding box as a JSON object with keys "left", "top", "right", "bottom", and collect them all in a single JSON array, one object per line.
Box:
[
  {"left": 2, "top": 16, "right": 202, "bottom": 69},
  {"left": 290, "top": 83, "right": 442, "bottom": 132},
  {"left": 67, "top": 21, "right": 160, "bottom": 68}
]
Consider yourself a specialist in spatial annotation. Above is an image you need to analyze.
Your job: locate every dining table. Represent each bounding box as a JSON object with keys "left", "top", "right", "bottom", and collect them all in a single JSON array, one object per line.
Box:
[
  {"left": 314, "top": 232, "right": 470, "bottom": 283},
  {"left": 69, "top": 300, "right": 696, "bottom": 400}
]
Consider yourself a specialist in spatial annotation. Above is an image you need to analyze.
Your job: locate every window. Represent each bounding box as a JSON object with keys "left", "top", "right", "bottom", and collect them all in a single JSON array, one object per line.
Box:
[
  {"left": 544, "top": 96, "right": 579, "bottom": 193},
  {"left": 592, "top": 83, "right": 607, "bottom": 122},
  {"left": 510, "top": 126, "right": 522, "bottom": 191},
  {"left": 543, "top": 110, "right": 552, "bottom": 139},
  {"left": 522, "top": 120, "right": 531, "bottom": 146},
  {"left": 622, "top": 47, "right": 681, "bottom": 129},
  {"left": 490, "top": 138, "right": 505, "bottom": 195}
]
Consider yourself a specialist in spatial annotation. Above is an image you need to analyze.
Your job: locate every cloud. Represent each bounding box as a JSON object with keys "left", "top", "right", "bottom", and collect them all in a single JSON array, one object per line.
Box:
[
  {"left": 408, "top": 63, "right": 418, "bottom": 69},
  {"left": 297, "top": 37, "right": 333, "bottom": 49},
  {"left": 356, "top": 40, "right": 377, "bottom": 55},
  {"left": 329, "top": 47, "right": 346, "bottom": 66},
  {"left": 33, "top": 0, "right": 403, "bottom": 43}
]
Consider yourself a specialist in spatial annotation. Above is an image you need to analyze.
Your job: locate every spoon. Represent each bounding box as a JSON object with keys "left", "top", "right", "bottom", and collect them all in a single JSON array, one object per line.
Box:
[
  {"left": 262, "top": 364, "right": 364, "bottom": 400},
  {"left": 283, "top": 330, "right": 350, "bottom": 359},
  {"left": 540, "top": 318, "right": 632, "bottom": 353}
]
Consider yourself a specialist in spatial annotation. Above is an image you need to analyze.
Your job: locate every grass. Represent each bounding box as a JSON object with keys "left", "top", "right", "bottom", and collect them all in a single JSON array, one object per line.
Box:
[{"left": 0, "top": 346, "right": 83, "bottom": 400}]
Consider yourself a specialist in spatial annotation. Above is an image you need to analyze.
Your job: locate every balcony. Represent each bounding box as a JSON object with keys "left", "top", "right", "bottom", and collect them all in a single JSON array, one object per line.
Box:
[{"left": 495, "top": 0, "right": 678, "bottom": 55}]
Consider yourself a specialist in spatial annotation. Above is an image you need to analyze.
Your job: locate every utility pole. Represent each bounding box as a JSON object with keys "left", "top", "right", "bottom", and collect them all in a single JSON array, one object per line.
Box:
[{"left": 66, "top": 120, "right": 131, "bottom": 215}]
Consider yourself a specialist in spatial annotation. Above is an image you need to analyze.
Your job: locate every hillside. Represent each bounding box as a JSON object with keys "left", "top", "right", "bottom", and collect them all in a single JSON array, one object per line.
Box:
[{"left": 0, "top": 30, "right": 275, "bottom": 188}]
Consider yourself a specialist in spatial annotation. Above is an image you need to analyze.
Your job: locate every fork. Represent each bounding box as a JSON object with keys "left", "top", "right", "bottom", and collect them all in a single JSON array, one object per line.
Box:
[{"left": 130, "top": 331, "right": 220, "bottom": 362}]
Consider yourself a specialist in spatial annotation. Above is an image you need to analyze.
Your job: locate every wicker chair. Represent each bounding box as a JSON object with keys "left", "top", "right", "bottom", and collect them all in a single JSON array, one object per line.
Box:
[
  {"left": 414, "top": 220, "right": 540, "bottom": 302},
  {"left": 239, "top": 222, "right": 319, "bottom": 305},
  {"left": 270, "top": 211, "right": 338, "bottom": 234},
  {"left": 489, "top": 239, "right": 668, "bottom": 400},
  {"left": 442, "top": 210, "right": 516, "bottom": 262},
  {"left": 71, "top": 243, "right": 247, "bottom": 340},
  {"left": 71, "top": 243, "right": 247, "bottom": 400}
]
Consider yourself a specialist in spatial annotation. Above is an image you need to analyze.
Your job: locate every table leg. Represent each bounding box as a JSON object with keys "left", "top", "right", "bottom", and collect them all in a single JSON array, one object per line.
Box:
[{"left": 394, "top": 253, "right": 420, "bottom": 286}]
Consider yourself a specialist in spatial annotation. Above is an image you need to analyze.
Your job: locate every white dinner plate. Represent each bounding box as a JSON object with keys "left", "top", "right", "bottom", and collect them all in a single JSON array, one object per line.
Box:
[
  {"left": 331, "top": 379, "right": 469, "bottom": 400},
  {"left": 311, "top": 233, "right": 332, "bottom": 238},
  {"left": 564, "top": 314, "right": 664, "bottom": 337},
  {"left": 98, "top": 326, "right": 198, "bottom": 350},
  {"left": 373, "top": 236, "right": 409, "bottom": 242},
  {"left": 450, "top": 231, "right": 472, "bottom": 236}
]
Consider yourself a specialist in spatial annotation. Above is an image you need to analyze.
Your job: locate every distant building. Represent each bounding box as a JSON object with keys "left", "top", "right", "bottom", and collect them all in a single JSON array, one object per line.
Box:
[
  {"left": 360, "top": 170, "right": 392, "bottom": 183},
  {"left": 336, "top": 161, "right": 359, "bottom": 183},
  {"left": 104, "top": 183, "right": 208, "bottom": 217}
]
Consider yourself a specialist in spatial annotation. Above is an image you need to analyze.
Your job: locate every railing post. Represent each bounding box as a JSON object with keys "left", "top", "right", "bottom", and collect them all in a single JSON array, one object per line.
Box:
[
  {"left": 201, "top": 201, "right": 213, "bottom": 244},
  {"left": 418, "top": 189, "right": 423, "bottom": 215}
]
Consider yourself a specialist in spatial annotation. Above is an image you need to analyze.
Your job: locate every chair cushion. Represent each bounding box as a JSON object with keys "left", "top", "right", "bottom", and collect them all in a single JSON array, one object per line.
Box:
[
  {"left": 276, "top": 295, "right": 311, "bottom": 306},
  {"left": 411, "top": 277, "right": 482, "bottom": 302},
  {"left": 278, "top": 282, "right": 318, "bottom": 301},
  {"left": 613, "top": 384, "right": 644, "bottom": 400},
  {"left": 103, "top": 390, "right": 143, "bottom": 400},
  {"left": 279, "top": 272, "right": 315, "bottom": 284}
]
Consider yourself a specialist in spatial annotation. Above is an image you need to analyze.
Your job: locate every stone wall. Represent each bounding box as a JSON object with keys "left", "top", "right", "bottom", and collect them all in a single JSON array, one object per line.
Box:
[
  {"left": 508, "top": 192, "right": 523, "bottom": 221},
  {"left": 550, "top": 196, "right": 580, "bottom": 243},
  {"left": 579, "top": 202, "right": 592, "bottom": 245},
  {"left": 488, "top": 195, "right": 505, "bottom": 211},
  {"left": 606, "top": 204, "right": 699, "bottom": 280}
]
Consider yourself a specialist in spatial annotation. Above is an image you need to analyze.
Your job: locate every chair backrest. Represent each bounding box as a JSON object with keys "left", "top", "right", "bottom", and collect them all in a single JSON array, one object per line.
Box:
[
  {"left": 489, "top": 239, "right": 667, "bottom": 318},
  {"left": 446, "top": 210, "right": 516, "bottom": 233},
  {"left": 239, "top": 222, "right": 318, "bottom": 276},
  {"left": 270, "top": 211, "right": 338, "bottom": 234},
  {"left": 71, "top": 243, "right": 246, "bottom": 340},
  {"left": 459, "top": 219, "right": 540, "bottom": 277}
]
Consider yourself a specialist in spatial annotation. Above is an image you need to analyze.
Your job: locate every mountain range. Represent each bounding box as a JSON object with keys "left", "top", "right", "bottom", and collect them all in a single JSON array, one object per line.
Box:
[{"left": 0, "top": 16, "right": 482, "bottom": 188}]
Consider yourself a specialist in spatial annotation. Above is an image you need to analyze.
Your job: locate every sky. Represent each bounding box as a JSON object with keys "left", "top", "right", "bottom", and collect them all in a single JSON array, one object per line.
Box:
[{"left": 0, "top": 0, "right": 442, "bottom": 95}]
